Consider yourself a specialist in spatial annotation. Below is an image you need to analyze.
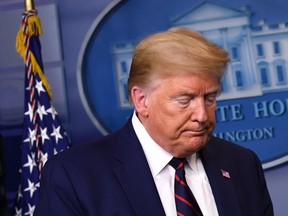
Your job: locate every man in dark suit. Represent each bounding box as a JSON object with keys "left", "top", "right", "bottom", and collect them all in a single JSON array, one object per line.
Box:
[{"left": 34, "top": 28, "right": 273, "bottom": 215}]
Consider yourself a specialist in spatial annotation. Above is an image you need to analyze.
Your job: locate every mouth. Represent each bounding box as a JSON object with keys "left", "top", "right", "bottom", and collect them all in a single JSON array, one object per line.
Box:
[{"left": 183, "top": 129, "right": 208, "bottom": 136}]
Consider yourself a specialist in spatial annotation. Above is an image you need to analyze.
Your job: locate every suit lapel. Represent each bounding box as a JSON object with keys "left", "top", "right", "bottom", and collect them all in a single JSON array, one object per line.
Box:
[
  {"left": 112, "top": 120, "right": 166, "bottom": 216},
  {"left": 200, "top": 137, "right": 242, "bottom": 216}
]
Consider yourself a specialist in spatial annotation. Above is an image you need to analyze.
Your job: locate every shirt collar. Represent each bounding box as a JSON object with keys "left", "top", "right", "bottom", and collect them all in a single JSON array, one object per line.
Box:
[
  {"left": 132, "top": 112, "right": 172, "bottom": 178},
  {"left": 186, "top": 153, "right": 198, "bottom": 174}
]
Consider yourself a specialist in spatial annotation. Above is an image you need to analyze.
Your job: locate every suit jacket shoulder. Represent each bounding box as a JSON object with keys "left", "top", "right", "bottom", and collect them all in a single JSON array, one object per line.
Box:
[{"left": 35, "top": 119, "right": 166, "bottom": 216}]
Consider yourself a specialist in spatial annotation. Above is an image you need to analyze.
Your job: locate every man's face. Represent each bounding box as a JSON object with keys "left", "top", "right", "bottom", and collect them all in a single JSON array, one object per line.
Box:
[{"left": 138, "top": 73, "right": 219, "bottom": 157}]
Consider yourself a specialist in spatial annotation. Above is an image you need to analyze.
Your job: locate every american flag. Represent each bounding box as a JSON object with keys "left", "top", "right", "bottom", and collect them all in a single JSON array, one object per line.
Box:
[
  {"left": 13, "top": 9, "right": 70, "bottom": 216},
  {"left": 221, "top": 169, "right": 231, "bottom": 179}
]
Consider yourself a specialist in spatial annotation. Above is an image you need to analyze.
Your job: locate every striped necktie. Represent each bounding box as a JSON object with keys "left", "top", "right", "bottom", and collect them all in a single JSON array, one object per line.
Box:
[{"left": 169, "top": 157, "right": 203, "bottom": 216}]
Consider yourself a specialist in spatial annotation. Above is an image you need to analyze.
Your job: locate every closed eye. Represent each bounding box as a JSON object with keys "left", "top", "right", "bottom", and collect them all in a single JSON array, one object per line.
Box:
[
  {"left": 175, "top": 96, "right": 192, "bottom": 106},
  {"left": 205, "top": 92, "right": 217, "bottom": 106}
]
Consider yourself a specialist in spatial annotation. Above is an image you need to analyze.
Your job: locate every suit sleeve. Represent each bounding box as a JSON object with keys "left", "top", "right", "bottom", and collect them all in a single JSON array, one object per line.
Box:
[{"left": 34, "top": 157, "right": 85, "bottom": 216}]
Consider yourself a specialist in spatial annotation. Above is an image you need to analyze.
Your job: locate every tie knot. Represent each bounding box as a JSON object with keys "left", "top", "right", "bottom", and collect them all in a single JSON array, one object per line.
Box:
[{"left": 169, "top": 157, "right": 187, "bottom": 170}]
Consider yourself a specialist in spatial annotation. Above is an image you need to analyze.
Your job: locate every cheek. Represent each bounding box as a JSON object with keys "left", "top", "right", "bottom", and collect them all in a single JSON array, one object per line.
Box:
[
  {"left": 148, "top": 104, "right": 179, "bottom": 132},
  {"left": 207, "top": 104, "right": 216, "bottom": 118},
  {"left": 207, "top": 109, "right": 216, "bottom": 128},
  {"left": 148, "top": 96, "right": 174, "bottom": 117},
  {"left": 208, "top": 110, "right": 216, "bottom": 120}
]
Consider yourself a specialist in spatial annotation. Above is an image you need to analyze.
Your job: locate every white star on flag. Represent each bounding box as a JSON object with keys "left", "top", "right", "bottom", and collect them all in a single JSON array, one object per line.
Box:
[
  {"left": 23, "top": 155, "right": 36, "bottom": 174},
  {"left": 24, "top": 103, "right": 34, "bottom": 122},
  {"left": 51, "top": 125, "right": 63, "bottom": 144},
  {"left": 24, "top": 128, "right": 37, "bottom": 147},
  {"left": 37, "top": 102, "right": 48, "bottom": 120},
  {"left": 40, "top": 152, "right": 49, "bottom": 166},
  {"left": 35, "top": 80, "right": 46, "bottom": 95},
  {"left": 14, "top": 207, "right": 22, "bottom": 216},
  {"left": 24, "top": 203, "right": 35, "bottom": 216},
  {"left": 24, "top": 179, "right": 37, "bottom": 198},
  {"left": 40, "top": 127, "right": 50, "bottom": 143},
  {"left": 47, "top": 106, "right": 58, "bottom": 120}
]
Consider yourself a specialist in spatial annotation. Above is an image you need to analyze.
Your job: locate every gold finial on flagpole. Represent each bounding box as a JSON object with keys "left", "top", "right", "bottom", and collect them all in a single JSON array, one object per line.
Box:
[{"left": 25, "top": 0, "right": 35, "bottom": 11}]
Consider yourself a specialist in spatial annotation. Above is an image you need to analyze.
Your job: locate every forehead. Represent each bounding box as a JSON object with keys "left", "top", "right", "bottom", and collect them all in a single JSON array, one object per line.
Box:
[{"left": 161, "top": 73, "right": 219, "bottom": 89}]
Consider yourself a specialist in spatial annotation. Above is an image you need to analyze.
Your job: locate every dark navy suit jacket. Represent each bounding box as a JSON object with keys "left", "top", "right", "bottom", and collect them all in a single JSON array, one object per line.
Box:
[{"left": 34, "top": 118, "right": 273, "bottom": 216}]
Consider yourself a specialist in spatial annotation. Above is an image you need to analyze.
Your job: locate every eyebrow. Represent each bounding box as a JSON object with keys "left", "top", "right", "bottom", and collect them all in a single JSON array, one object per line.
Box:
[{"left": 174, "top": 87, "right": 220, "bottom": 97}]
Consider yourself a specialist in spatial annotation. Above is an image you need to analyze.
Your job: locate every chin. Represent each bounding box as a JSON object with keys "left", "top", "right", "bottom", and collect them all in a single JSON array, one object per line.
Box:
[
  {"left": 190, "top": 134, "right": 209, "bottom": 142},
  {"left": 187, "top": 137, "right": 209, "bottom": 149}
]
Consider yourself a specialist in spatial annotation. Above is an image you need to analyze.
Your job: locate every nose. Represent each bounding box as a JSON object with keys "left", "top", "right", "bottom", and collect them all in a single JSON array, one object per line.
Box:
[{"left": 190, "top": 98, "right": 208, "bottom": 122}]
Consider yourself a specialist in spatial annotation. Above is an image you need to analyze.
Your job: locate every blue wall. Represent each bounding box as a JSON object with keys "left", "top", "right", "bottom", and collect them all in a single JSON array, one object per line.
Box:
[{"left": 0, "top": 0, "right": 287, "bottom": 215}]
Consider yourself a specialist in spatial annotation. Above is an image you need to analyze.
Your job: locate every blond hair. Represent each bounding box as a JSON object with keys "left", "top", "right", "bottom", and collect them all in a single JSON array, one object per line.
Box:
[{"left": 128, "top": 27, "right": 229, "bottom": 100}]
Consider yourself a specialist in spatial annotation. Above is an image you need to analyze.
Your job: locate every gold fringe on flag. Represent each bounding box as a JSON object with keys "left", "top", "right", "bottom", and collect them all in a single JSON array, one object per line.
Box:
[{"left": 15, "top": 12, "right": 53, "bottom": 99}]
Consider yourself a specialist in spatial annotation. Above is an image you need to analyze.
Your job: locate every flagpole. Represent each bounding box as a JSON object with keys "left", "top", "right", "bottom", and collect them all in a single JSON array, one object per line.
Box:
[{"left": 25, "top": 0, "right": 35, "bottom": 11}]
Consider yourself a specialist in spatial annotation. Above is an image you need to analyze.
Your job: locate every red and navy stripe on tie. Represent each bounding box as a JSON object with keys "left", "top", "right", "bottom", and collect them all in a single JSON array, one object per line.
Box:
[{"left": 169, "top": 157, "right": 203, "bottom": 216}]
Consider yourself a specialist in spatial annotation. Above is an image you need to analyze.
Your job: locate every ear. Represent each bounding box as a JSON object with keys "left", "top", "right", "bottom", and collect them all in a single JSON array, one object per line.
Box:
[{"left": 130, "top": 86, "right": 149, "bottom": 117}]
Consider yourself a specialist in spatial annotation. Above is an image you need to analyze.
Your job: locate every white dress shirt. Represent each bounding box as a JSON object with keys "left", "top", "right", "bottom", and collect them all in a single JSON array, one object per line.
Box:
[{"left": 132, "top": 112, "right": 219, "bottom": 216}]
